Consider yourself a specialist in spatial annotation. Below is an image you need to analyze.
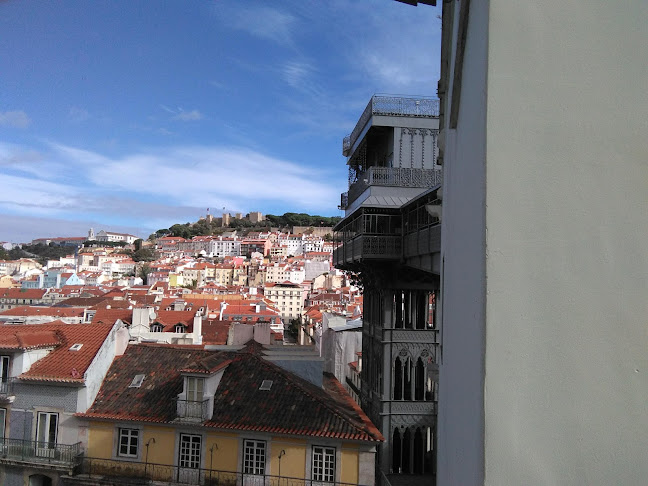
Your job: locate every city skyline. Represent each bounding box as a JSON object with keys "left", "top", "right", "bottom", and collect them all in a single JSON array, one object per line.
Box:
[{"left": 0, "top": 1, "right": 441, "bottom": 243}]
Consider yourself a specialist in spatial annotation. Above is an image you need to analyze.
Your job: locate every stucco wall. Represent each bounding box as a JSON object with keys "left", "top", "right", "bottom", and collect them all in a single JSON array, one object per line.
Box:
[
  {"left": 436, "top": 0, "right": 489, "bottom": 484},
  {"left": 482, "top": 1, "right": 648, "bottom": 484}
]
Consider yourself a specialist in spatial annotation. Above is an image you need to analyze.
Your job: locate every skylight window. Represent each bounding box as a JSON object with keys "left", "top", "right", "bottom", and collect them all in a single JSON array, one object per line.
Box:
[
  {"left": 259, "top": 380, "right": 273, "bottom": 391},
  {"left": 129, "top": 374, "right": 145, "bottom": 388},
  {"left": 69, "top": 344, "right": 83, "bottom": 351}
]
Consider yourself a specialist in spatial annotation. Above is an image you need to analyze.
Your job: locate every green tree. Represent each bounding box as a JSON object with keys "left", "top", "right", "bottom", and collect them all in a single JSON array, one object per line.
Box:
[
  {"left": 138, "top": 263, "right": 153, "bottom": 285},
  {"left": 132, "top": 248, "right": 155, "bottom": 262}
]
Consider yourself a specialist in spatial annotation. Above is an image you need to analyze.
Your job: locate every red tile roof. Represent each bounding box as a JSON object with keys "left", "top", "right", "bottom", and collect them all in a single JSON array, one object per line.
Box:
[
  {"left": 92, "top": 308, "right": 132, "bottom": 326},
  {"left": 0, "top": 306, "right": 85, "bottom": 318},
  {"left": 0, "top": 321, "right": 115, "bottom": 383},
  {"left": 80, "top": 344, "right": 383, "bottom": 442}
]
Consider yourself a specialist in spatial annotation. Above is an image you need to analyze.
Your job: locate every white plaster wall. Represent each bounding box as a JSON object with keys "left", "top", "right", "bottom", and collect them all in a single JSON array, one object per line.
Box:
[
  {"left": 483, "top": 1, "right": 648, "bottom": 484},
  {"left": 436, "top": 0, "right": 489, "bottom": 484},
  {"left": 78, "top": 322, "right": 124, "bottom": 412}
]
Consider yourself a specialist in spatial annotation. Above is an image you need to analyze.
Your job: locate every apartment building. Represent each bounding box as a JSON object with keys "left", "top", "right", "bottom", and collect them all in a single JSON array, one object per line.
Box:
[
  {"left": 73, "top": 343, "right": 382, "bottom": 486},
  {"left": 263, "top": 282, "right": 304, "bottom": 322}
]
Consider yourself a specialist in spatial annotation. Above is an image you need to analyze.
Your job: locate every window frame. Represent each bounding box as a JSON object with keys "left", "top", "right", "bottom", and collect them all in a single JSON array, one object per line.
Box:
[
  {"left": 178, "top": 433, "right": 202, "bottom": 469},
  {"left": 117, "top": 427, "right": 140, "bottom": 458},
  {"left": 312, "top": 445, "right": 336, "bottom": 483},
  {"left": 35, "top": 411, "right": 58, "bottom": 448},
  {"left": 243, "top": 439, "right": 266, "bottom": 476},
  {"left": 186, "top": 376, "right": 205, "bottom": 402},
  {"left": 0, "top": 355, "right": 10, "bottom": 383},
  {"left": 112, "top": 424, "right": 143, "bottom": 461},
  {"left": 0, "top": 408, "right": 6, "bottom": 440}
]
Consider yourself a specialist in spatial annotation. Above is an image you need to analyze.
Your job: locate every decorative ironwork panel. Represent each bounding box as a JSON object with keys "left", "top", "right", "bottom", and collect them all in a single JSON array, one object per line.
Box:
[
  {"left": 344, "top": 95, "right": 439, "bottom": 158},
  {"left": 390, "top": 401, "right": 437, "bottom": 416},
  {"left": 390, "top": 413, "right": 437, "bottom": 428}
]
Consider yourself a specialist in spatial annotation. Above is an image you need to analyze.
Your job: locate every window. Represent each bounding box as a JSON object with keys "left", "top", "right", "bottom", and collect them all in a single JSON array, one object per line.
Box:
[
  {"left": 174, "top": 324, "right": 187, "bottom": 333},
  {"left": 0, "top": 408, "right": 5, "bottom": 440},
  {"left": 312, "top": 446, "right": 335, "bottom": 482},
  {"left": 179, "top": 433, "right": 201, "bottom": 469},
  {"left": 0, "top": 356, "right": 10, "bottom": 384},
  {"left": 186, "top": 377, "right": 204, "bottom": 402},
  {"left": 118, "top": 428, "right": 139, "bottom": 457},
  {"left": 151, "top": 323, "right": 163, "bottom": 332},
  {"left": 243, "top": 439, "right": 266, "bottom": 475},
  {"left": 129, "top": 374, "right": 145, "bottom": 388},
  {"left": 36, "top": 412, "right": 58, "bottom": 449}
]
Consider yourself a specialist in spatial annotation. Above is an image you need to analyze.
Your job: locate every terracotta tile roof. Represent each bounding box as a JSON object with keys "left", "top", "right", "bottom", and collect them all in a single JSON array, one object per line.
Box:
[
  {"left": 92, "top": 308, "right": 132, "bottom": 326},
  {"left": 153, "top": 310, "right": 195, "bottom": 330},
  {"left": 0, "top": 321, "right": 115, "bottom": 383},
  {"left": 0, "top": 328, "right": 60, "bottom": 350},
  {"left": 0, "top": 289, "right": 47, "bottom": 299},
  {"left": 80, "top": 344, "right": 383, "bottom": 442},
  {"left": 0, "top": 306, "right": 85, "bottom": 318},
  {"left": 201, "top": 320, "right": 232, "bottom": 345}
]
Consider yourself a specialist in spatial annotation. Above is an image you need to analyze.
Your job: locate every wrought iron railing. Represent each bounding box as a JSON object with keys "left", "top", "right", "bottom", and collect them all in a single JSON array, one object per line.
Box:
[
  {"left": 339, "top": 192, "right": 349, "bottom": 210},
  {"left": 333, "top": 235, "right": 402, "bottom": 265},
  {"left": 343, "top": 95, "right": 440, "bottom": 156},
  {"left": 0, "top": 438, "right": 81, "bottom": 465},
  {"left": 176, "top": 398, "right": 210, "bottom": 421},
  {"left": 0, "top": 378, "right": 14, "bottom": 396},
  {"left": 345, "top": 167, "right": 442, "bottom": 210},
  {"left": 71, "top": 456, "right": 369, "bottom": 485}
]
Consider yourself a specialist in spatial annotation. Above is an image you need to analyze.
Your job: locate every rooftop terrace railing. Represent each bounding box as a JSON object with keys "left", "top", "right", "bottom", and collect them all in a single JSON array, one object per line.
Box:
[
  {"left": 342, "top": 167, "right": 443, "bottom": 210},
  {"left": 343, "top": 95, "right": 440, "bottom": 156},
  {"left": 176, "top": 398, "right": 210, "bottom": 421},
  {"left": 0, "top": 378, "right": 14, "bottom": 396},
  {"left": 0, "top": 438, "right": 82, "bottom": 466},
  {"left": 70, "top": 456, "right": 370, "bottom": 486}
]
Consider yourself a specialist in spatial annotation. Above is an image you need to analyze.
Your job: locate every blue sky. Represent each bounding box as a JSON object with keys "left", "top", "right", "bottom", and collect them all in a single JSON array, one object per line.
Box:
[{"left": 0, "top": 0, "right": 441, "bottom": 243}]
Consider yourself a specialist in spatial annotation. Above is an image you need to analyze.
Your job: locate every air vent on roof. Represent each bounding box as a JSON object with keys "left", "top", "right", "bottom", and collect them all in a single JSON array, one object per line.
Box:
[
  {"left": 129, "top": 374, "right": 145, "bottom": 388},
  {"left": 259, "top": 380, "right": 273, "bottom": 391},
  {"left": 69, "top": 344, "right": 83, "bottom": 351}
]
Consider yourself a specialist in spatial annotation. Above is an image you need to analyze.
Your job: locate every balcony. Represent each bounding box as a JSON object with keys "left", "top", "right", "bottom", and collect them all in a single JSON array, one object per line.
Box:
[
  {"left": 333, "top": 209, "right": 402, "bottom": 267},
  {"left": 343, "top": 95, "right": 440, "bottom": 157},
  {"left": 65, "top": 457, "right": 369, "bottom": 485},
  {"left": 341, "top": 167, "right": 442, "bottom": 211},
  {"left": 0, "top": 378, "right": 14, "bottom": 399},
  {"left": 0, "top": 438, "right": 82, "bottom": 468},
  {"left": 176, "top": 398, "right": 210, "bottom": 422},
  {"left": 333, "top": 235, "right": 402, "bottom": 266}
]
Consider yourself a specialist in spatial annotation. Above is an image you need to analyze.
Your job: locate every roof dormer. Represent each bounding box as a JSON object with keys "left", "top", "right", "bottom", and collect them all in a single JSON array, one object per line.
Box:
[{"left": 175, "top": 358, "right": 230, "bottom": 423}]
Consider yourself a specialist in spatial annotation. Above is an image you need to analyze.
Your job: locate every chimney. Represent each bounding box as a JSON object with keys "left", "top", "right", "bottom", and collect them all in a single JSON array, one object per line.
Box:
[
  {"left": 219, "top": 301, "right": 229, "bottom": 320},
  {"left": 193, "top": 313, "right": 203, "bottom": 345}
]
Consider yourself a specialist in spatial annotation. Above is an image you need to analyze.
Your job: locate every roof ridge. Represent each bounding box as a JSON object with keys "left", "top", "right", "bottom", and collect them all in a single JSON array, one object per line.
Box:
[{"left": 244, "top": 352, "right": 380, "bottom": 440}]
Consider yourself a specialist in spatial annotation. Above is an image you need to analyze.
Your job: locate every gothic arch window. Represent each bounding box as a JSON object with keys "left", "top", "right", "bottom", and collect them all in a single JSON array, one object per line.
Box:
[
  {"left": 415, "top": 357, "right": 426, "bottom": 401},
  {"left": 393, "top": 358, "right": 403, "bottom": 400},
  {"left": 404, "top": 291, "right": 413, "bottom": 329},
  {"left": 403, "top": 356, "right": 412, "bottom": 400},
  {"left": 393, "top": 352, "right": 413, "bottom": 401},
  {"left": 393, "top": 291, "right": 404, "bottom": 329},
  {"left": 414, "top": 427, "right": 424, "bottom": 474},
  {"left": 392, "top": 428, "right": 402, "bottom": 473},
  {"left": 402, "top": 428, "right": 412, "bottom": 473}
]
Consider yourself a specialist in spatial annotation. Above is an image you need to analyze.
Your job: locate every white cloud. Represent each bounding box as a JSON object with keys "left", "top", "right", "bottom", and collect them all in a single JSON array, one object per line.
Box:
[
  {"left": 226, "top": 5, "right": 297, "bottom": 47},
  {"left": 174, "top": 110, "right": 203, "bottom": 121},
  {"left": 0, "top": 110, "right": 31, "bottom": 128},
  {"left": 0, "top": 213, "right": 148, "bottom": 244},
  {"left": 48, "top": 143, "right": 339, "bottom": 211},
  {"left": 160, "top": 105, "right": 204, "bottom": 122},
  {"left": 68, "top": 107, "right": 90, "bottom": 123}
]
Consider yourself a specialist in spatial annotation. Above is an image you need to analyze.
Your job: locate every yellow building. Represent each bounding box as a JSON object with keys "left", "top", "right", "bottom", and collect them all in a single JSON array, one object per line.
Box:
[{"left": 73, "top": 343, "right": 382, "bottom": 485}]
